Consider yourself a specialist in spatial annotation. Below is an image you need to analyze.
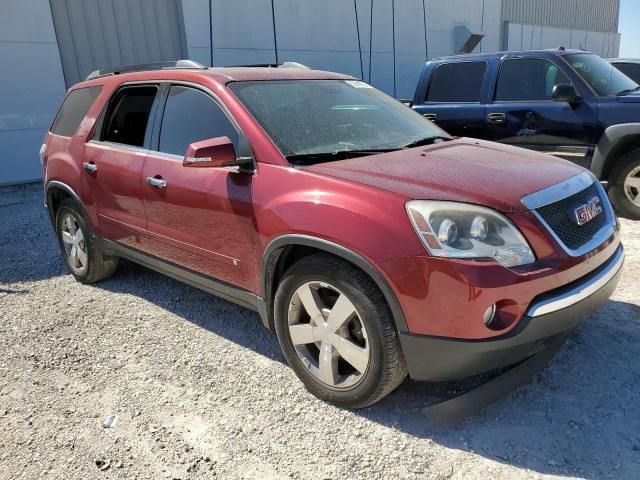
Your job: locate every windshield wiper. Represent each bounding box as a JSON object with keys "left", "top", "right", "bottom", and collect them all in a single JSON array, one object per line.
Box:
[
  {"left": 399, "top": 136, "right": 452, "bottom": 149},
  {"left": 285, "top": 137, "right": 452, "bottom": 165},
  {"left": 286, "top": 148, "right": 397, "bottom": 165},
  {"left": 616, "top": 86, "right": 640, "bottom": 96}
]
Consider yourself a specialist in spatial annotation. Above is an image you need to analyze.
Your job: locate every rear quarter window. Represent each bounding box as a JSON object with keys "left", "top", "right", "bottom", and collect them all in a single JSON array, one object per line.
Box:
[
  {"left": 50, "top": 86, "right": 102, "bottom": 137},
  {"left": 425, "top": 61, "right": 487, "bottom": 103}
]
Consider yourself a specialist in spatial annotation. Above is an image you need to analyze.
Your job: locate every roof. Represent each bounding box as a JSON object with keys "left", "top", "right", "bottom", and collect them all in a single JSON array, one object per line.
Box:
[
  {"left": 431, "top": 48, "right": 592, "bottom": 62},
  {"left": 75, "top": 62, "right": 354, "bottom": 90},
  {"left": 201, "top": 67, "right": 354, "bottom": 82}
]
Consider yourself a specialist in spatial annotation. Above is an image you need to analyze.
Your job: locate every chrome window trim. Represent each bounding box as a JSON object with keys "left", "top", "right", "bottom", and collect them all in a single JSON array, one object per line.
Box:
[
  {"left": 522, "top": 172, "right": 616, "bottom": 257},
  {"left": 87, "top": 139, "right": 149, "bottom": 155},
  {"left": 147, "top": 150, "right": 184, "bottom": 161},
  {"left": 526, "top": 245, "right": 624, "bottom": 317}
]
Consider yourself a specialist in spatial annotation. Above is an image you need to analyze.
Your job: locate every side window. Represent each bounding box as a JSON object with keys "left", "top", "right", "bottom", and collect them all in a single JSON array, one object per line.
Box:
[
  {"left": 101, "top": 86, "right": 157, "bottom": 147},
  {"left": 158, "top": 86, "right": 239, "bottom": 157},
  {"left": 495, "top": 58, "right": 571, "bottom": 102},
  {"left": 50, "top": 86, "right": 102, "bottom": 137},
  {"left": 425, "top": 62, "right": 487, "bottom": 103}
]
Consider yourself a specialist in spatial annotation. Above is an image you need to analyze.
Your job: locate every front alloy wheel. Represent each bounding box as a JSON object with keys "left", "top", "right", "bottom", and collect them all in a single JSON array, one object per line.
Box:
[
  {"left": 274, "top": 253, "right": 407, "bottom": 408},
  {"left": 609, "top": 150, "right": 640, "bottom": 220},
  {"left": 288, "top": 281, "right": 370, "bottom": 389},
  {"left": 623, "top": 164, "right": 640, "bottom": 208}
]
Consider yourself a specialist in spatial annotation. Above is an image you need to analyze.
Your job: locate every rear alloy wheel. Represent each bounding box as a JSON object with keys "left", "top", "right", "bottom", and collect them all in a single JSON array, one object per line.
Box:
[
  {"left": 274, "top": 253, "right": 406, "bottom": 408},
  {"left": 60, "top": 213, "right": 89, "bottom": 276},
  {"left": 55, "top": 199, "right": 118, "bottom": 283}
]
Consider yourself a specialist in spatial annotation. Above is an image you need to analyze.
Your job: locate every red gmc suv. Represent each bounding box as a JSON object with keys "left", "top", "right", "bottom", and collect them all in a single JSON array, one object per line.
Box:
[{"left": 42, "top": 61, "right": 624, "bottom": 409}]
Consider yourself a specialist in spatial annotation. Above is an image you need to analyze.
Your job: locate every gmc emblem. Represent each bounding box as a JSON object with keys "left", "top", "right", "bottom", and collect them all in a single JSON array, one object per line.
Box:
[{"left": 574, "top": 196, "right": 603, "bottom": 226}]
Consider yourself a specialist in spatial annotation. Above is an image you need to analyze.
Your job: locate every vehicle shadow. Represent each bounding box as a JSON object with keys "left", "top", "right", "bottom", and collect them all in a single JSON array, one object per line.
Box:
[
  {"left": 362, "top": 299, "right": 640, "bottom": 479},
  {"left": 94, "top": 259, "right": 640, "bottom": 479},
  {"left": 97, "top": 260, "right": 287, "bottom": 364},
  {"left": 0, "top": 287, "right": 29, "bottom": 295}
]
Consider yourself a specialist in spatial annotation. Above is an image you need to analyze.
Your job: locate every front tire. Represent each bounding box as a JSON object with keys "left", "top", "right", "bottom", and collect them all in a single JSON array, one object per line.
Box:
[
  {"left": 273, "top": 253, "right": 406, "bottom": 408},
  {"left": 608, "top": 149, "right": 640, "bottom": 220},
  {"left": 55, "top": 199, "right": 118, "bottom": 283}
]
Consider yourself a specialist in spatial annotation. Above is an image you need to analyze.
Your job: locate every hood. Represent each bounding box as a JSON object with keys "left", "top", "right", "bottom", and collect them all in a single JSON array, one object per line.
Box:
[{"left": 305, "top": 138, "right": 584, "bottom": 213}]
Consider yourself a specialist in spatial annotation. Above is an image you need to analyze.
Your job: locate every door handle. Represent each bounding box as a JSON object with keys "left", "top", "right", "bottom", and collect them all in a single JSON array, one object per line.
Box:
[
  {"left": 423, "top": 113, "right": 437, "bottom": 122},
  {"left": 487, "top": 113, "right": 506, "bottom": 124},
  {"left": 82, "top": 162, "right": 97, "bottom": 173},
  {"left": 146, "top": 176, "right": 167, "bottom": 189}
]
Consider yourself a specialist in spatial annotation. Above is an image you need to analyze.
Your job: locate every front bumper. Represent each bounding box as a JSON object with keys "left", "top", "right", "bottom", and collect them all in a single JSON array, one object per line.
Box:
[{"left": 399, "top": 245, "right": 624, "bottom": 381}]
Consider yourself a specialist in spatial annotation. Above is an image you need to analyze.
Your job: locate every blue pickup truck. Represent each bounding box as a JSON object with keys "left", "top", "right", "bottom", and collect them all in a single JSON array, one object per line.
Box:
[{"left": 411, "top": 48, "right": 640, "bottom": 219}]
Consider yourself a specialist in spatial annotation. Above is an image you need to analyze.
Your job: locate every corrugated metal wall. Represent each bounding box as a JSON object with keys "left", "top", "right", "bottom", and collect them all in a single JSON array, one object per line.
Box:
[
  {"left": 49, "top": 0, "right": 187, "bottom": 87},
  {"left": 502, "top": 0, "right": 620, "bottom": 33},
  {"left": 504, "top": 23, "right": 620, "bottom": 56},
  {"left": 181, "top": 0, "right": 504, "bottom": 98}
]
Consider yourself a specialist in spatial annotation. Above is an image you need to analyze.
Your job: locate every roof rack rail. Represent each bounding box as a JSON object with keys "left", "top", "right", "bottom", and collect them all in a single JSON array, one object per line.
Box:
[
  {"left": 226, "top": 61, "right": 310, "bottom": 70},
  {"left": 85, "top": 60, "right": 206, "bottom": 81}
]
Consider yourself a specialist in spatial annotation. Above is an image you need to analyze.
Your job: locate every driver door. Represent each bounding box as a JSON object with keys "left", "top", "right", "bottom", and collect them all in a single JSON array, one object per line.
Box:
[{"left": 484, "top": 57, "right": 598, "bottom": 167}]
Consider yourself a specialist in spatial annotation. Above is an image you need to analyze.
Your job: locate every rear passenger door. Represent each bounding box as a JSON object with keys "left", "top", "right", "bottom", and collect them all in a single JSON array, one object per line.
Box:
[
  {"left": 412, "top": 61, "right": 487, "bottom": 138},
  {"left": 484, "top": 57, "right": 597, "bottom": 166},
  {"left": 83, "top": 84, "right": 159, "bottom": 247},
  {"left": 140, "top": 83, "right": 255, "bottom": 290}
]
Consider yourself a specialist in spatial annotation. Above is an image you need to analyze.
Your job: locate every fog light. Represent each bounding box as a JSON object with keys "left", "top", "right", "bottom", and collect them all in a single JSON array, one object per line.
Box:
[{"left": 483, "top": 304, "right": 496, "bottom": 326}]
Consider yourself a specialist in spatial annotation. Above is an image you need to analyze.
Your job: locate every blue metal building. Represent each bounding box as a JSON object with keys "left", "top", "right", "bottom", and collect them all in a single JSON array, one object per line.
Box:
[{"left": 0, "top": 0, "right": 621, "bottom": 185}]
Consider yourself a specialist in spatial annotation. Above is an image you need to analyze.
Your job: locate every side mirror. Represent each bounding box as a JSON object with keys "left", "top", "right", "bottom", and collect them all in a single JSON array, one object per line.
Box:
[
  {"left": 552, "top": 83, "right": 582, "bottom": 105},
  {"left": 183, "top": 136, "right": 254, "bottom": 172}
]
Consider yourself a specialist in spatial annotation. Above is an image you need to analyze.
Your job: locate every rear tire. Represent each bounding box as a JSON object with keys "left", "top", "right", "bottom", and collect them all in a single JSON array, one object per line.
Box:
[
  {"left": 273, "top": 253, "right": 407, "bottom": 408},
  {"left": 608, "top": 149, "right": 640, "bottom": 220},
  {"left": 55, "top": 199, "right": 118, "bottom": 283}
]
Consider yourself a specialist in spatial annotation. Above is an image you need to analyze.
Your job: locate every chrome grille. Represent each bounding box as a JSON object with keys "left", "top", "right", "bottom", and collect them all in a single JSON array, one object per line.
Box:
[
  {"left": 535, "top": 183, "right": 608, "bottom": 250},
  {"left": 521, "top": 173, "right": 616, "bottom": 257}
]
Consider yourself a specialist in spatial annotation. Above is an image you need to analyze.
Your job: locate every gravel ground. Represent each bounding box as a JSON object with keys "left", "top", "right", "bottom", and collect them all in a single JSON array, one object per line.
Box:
[{"left": 1, "top": 183, "right": 639, "bottom": 480}]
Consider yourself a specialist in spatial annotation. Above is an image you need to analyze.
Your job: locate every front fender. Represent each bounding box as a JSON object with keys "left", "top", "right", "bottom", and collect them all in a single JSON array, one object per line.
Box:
[
  {"left": 256, "top": 183, "right": 424, "bottom": 266},
  {"left": 253, "top": 164, "right": 427, "bottom": 333}
]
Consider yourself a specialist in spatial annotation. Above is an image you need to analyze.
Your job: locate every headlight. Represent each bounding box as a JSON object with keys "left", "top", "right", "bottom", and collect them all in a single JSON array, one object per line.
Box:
[{"left": 406, "top": 200, "right": 536, "bottom": 268}]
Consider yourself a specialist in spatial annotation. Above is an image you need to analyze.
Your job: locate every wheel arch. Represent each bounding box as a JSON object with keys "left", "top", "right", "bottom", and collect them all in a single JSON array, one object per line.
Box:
[
  {"left": 45, "top": 181, "right": 86, "bottom": 227},
  {"left": 261, "top": 234, "right": 408, "bottom": 334},
  {"left": 591, "top": 124, "right": 640, "bottom": 180}
]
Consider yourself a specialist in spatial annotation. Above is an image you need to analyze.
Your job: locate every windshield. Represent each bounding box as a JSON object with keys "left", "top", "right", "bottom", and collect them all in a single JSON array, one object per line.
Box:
[
  {"left": 565, "top": 53, "right": 639, "bottom": 96},
  {"left": 228, "top": 79, "right": 450, "bottom": 159}
]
